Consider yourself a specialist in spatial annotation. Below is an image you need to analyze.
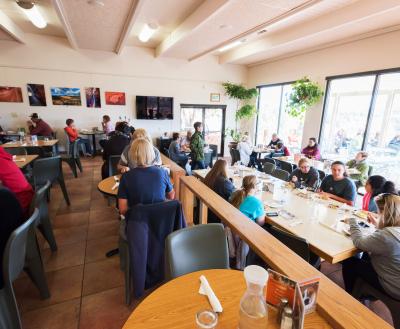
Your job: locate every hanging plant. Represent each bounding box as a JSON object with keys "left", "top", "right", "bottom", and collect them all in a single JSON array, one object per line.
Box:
[
  {"left": 222, "top": 82, "right": 258, "bottom": 142},
  {"left": 286, "top": 77, "right": 324, "bottom": 117}
]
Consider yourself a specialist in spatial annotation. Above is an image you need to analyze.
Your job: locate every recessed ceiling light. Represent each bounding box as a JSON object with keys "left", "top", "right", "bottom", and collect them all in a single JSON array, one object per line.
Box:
[
  {"left": 87, "top": 0, "right": 105, "bottom": 6},
  {"left": 138, "top": 23, "right": 158, "bottom": 43},
  {"left": 257, "top": 29, "right": 267, "bottom": 34},
  {"left": 219, "top": 24, "right": 232, "bottom": 30},
  {"left": 218, "top": 40, "right": 242, "bottom": 52},
  {"left": 16, "top": 1, "right": 47, "bottom": 29}
]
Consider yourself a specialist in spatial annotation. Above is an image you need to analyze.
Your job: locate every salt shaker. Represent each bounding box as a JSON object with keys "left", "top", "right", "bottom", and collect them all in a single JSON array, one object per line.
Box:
[
  {"left": 280, "top": 306, "right": 293, "bottom": 329},
  {"left": 276, "top": 298, "right": 289, "bottom": 324}
]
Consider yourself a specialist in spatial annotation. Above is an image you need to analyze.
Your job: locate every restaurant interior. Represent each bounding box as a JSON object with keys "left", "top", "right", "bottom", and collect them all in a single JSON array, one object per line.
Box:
[{"left": 1, "top": 0, "right": 400, "bottom": 328}]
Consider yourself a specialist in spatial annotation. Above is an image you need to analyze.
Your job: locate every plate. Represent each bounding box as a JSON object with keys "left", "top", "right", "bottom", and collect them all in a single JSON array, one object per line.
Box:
[
  {"left": 264, "top": 201, "right": 283, "bottom": 208},
  {"left": 353, "top": 210, "right": 368, "bottom": 220}
]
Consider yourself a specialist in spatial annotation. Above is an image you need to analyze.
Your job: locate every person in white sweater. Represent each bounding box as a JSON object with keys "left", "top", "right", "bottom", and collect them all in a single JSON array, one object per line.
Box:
[
  {"left": 237, "top": 135, "right": 253, "bottom": 167},
  {"left": 342, "top": 193, "right": 400, "bottom": 300}
]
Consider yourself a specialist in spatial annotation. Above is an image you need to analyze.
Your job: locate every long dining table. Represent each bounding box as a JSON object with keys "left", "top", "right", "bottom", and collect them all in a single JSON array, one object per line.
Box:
[{"left": 193, "top": 167, "right": 366, "bottom": 264}]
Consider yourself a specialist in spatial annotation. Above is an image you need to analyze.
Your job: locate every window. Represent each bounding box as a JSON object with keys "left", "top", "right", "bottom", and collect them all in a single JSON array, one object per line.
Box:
[
  {"left": 320, "top": 69, "right": 400, "bottom": 186},
  {"left": 255, "top": 83, "right": 304, "bottom": 152},
  {"left": 180, "top": 105, "right": 226, "bottom": 155}
]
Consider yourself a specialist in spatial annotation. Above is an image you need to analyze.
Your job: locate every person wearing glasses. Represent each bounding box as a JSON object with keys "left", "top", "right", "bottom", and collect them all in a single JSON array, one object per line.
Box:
[
  {"left": 289, "top": 158, "right": 319, "bottom": 189},
  {"left": 342, "top": 193, "right": 400, "bottom": 301},
  {"left": 362, "top": 175, "right": 398, "bottom": 213},
  {"left": 319, "top": 161, "right": 357, "bottom": 206}
]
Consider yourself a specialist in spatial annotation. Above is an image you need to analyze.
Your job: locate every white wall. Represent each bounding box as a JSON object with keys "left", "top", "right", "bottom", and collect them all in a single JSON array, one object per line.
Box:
[
  {"left": 248, "top": 29, "right": 400, "bottom": 147},
  {"left": 0, "top": 34, "right": 247, "bottom": 154}
]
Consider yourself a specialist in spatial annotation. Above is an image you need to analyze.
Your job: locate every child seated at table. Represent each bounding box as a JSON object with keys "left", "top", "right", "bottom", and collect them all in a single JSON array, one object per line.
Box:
[{"left": 228, "top": 175, "right": 265, "bottom": 270}]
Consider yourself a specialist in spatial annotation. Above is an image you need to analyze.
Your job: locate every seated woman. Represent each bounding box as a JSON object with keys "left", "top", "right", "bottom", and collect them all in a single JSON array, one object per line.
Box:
[
  {"left": 230, "top": 175, "right": 265, "bottom": 269},
  {"left": 0, "top": 146, "right": 34, "bottom": 218},
  {"left": 64, "top": 119, "right": 92, "bottom": 156},
  {"left": 346, "top": 151, "right": 369, "bottom": 186},
  {"left": 342, "top": 194, "right": 400, "bottom": 301},
  {"left": 168, "top": 132, "right": 188, "bottom": 167},
  {"left": 0, "top": 187, "right": 24, "bottom": 289},
  {"left": 301, "top": 137, "right": 321, "bottom": 160},
  {"left": 270, "top": 142, "right": 290, "bottom": 158},
  {"left": 118, "top": 128, "right": 162, "bottom": 173},
  {"left": 319, "top": 161, "right": 356, "bottom": 206},
  {"left": 362, "top": 175, "right": 398, "bottom": 213},
  {"left": 118, "top": 139, "right": 175, "bottom": 236},
  {"left": 289, "top": 158, "right": 319, "bottom": 189},
  {"left": 101, "top": 115, "right": 113, "bottom": 135},
  {"left": 101, "top": 121, "right": 131, "bottom": 179},
  {"left": 179, "top": 130, "right": 192, "bottom": 152},
  {"left": 237, "top": 135, "right": 253, "bottom": 167}
]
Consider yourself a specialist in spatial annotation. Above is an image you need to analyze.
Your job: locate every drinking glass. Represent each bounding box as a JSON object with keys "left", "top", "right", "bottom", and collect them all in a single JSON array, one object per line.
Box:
[{"left": 196, "top": 309, "right": 218, "bottom": 329}]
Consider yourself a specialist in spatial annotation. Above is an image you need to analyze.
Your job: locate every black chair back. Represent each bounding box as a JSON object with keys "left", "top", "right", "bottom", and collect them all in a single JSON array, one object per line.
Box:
[
  {"left": 33, "top": 156, "right": 61, "bottom": 186},
  {"left": 263, "top": 162, "right": 276, "bottom": 175},
  {"left": 270, "top": 226, "right": 310, "bottom": 262},
  {"left": 279, "top": 160, "right": 294, "bottom": 173},
  {"left": 108, "top": 155, "right": 121, "bottom": 177},
  {"left": 264, "top": 158, "right": 276, "bottom": 165},
  {"left": 318, "top": 169, "right": 326, "bottom": 181},
  {"left": 271, "top": 168, "right": 290, "bottom": 181}
]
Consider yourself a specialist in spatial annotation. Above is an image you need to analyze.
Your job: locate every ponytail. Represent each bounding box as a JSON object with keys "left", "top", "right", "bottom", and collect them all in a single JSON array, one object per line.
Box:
[
  {"left": 230, "top": 175, "right": 257, "bottom": 209},
  {"left": 230, "top": 189, "right": 246, "bottom": 209}
]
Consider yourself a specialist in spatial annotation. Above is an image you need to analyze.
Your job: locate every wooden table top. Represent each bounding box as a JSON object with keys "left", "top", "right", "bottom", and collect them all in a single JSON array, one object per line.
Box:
[
  {"left": 2, "top": 139, "right": 59, "bottom": 148},
  {"left": 13, "top": 155, "right": 38, "bottom": 168},
  {"left": 97, "top": 175, "right": 121, "bottom": 197},
  {"left": 122, "top": 269, "right": 330, "bottom": 329},
  {"left": 193, "top": 168, "right": 359, "bottom": 264}
]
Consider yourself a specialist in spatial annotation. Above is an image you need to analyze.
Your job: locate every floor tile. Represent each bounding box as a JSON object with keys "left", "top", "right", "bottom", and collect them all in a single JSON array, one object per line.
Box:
[
  {"left": 21, "top": 298, "right": 80, "bottom": 329},
  {"left": 327, "top": 270, "right": 345, "bottom": 289},
  {"left": 15, "top": 265, "right": 84, "bottom": 313},
  {"left": 50, "top": 225, "right": 88, "bottom": 248},
  {"left": 57, "top": 198, "right": 92, "bottom": 215},
  {"left": 87, "top": 221, "right": 119, "bottom": 241},
  {"left": 79, "top": 287, "right": 135, "bottom": 329},
  {"left": 89, "top": 208, "right": 118, "bottom": 224},
  {"left": 85, "top": 236, "right": 119, "bottom": 263},
  {"left": 52, "top": 211, "right": 89, "bottom": 229},
  {"left": 82, "top": 258, "right": 124, "bottom": 296},
  {"left": 320, "top": 261, "right": 342, "bottom": 276},
  {"left": 42, "top": 241, "right": 86, "bottom": 272},
  {"left": 89, "top": 197, "right": 112, "bottom": 211}
]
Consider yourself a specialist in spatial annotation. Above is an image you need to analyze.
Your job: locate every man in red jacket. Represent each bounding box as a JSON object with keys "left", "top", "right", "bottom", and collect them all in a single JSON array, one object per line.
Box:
[
  {"left": 64, "top": 118, "right": 92, "bottom": 156},
  {"left": 0, "top": 146, "right": 34, "bottom": 217},
  {"left": 27, "top": 113, "right": 53, "bottom": 137}
]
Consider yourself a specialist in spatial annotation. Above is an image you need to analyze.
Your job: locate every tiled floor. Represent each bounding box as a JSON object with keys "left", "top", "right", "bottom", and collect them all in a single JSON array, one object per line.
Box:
[
  {"left": 15, "top": 157, "right": 135, "bottom": 329},
  {"left": 14, "top": 157, "right": 394, "bottom": 328}
]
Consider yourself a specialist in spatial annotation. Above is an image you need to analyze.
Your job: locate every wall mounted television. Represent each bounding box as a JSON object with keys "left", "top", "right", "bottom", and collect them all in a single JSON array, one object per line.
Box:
[{"left": 136, "top": 96, "right": 173, "bottom": 120}]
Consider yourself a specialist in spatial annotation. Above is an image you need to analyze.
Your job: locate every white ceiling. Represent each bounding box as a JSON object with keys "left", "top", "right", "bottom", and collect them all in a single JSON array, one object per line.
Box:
[{"left": 1, "top": 0, "right": 400, "bottom": 65}]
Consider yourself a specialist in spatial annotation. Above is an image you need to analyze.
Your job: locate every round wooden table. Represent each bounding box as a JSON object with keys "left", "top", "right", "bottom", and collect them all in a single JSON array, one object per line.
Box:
[{"left": 97, "top": 175, "right": 121, "bottom": 197}]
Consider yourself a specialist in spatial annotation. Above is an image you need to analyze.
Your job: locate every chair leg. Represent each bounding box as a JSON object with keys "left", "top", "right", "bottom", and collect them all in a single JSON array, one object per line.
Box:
[
  {"left": 0, "top": 287, "right": 22, "bottom": 329},
  {"left": 67, "top": 160, "right": 78, "bottom": 178},
  {"left": 38, "top": 202, "right": 57, "bottom": 251},
  {"left": 75, "top": 158, "right": 83, "bottom": 173},
  {"left": 119, "top": 238, "right": 131, "bottom": 305},
  {"left": 24, "top": 236, "right": 50, "bottom": 299},
  {"left": 57, "top": 175, "right": 70, "bottom": 205}
]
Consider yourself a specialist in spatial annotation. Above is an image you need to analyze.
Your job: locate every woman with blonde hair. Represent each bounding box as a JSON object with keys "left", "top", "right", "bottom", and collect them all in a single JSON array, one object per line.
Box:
[
  {"left": 118, "top": 138, "right": 174, "bottom": 217},
  {"left": 118, "top": 128, "right": 162, "bottom": 173},
  {"left": 342, "top": 194, "right": 400, "bottom": 300}
]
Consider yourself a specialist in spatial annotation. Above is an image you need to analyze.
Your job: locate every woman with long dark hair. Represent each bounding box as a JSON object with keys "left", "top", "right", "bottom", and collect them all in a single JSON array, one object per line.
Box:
[
  {"left": 204, "top": 159, "right": 234, "bottom": 201},
  {"left": 363, "top": 175, "right": 398, "bottom": 212}
]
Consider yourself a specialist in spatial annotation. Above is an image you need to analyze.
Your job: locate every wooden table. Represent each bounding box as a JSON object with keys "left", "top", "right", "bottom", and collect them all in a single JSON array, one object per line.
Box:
[
  {"left": 13, "top": 154, "right": 38, "bottom": 168},
  {"left": 193, "top": 168, "right": 359, "bottom": 264},
  {"left": 253, "top": 147, "right": 273, "bottom": 159},
  {"left": 122, "top": 269, "right": 330, "bottom": 329},
  {"left": 97, "top": 175, "right": 120, "bottom": 197},
  {"left": 2, "top": 139, "right": 58, "bottom": 148},
  {"left": 79, "top": 130, "right": 104, "bottom": 155}
]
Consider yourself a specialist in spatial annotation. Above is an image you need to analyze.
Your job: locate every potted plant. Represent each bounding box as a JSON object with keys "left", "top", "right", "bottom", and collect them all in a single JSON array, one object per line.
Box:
[
  {"left": 286, "top": 77, "right": 324, "bottom": 117},
  {"left": 222, "top": 82, "right": 258, "bottom": 148}
]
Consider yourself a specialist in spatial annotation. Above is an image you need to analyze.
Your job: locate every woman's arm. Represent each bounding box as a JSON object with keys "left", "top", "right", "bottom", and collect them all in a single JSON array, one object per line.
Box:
[
  {"left": 118, "top": 198, "right": 128, "bottom": 215},
  {"left": 166, "top": 189, "right": 175, "bottom": 200},
  {"left": 319, "top": 191, "right": 354, "bottom": 206},
  {"left": 256, "top": 215, "right": 265, "bottom": 226},
  {"left": 349, "top": 218, "right": 386, "bottom": 254}
]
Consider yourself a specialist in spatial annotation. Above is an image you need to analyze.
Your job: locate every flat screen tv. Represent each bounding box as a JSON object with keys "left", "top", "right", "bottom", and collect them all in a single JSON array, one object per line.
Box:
[{"left": 136, "top": 96, "right": 173, "bottom": 120}]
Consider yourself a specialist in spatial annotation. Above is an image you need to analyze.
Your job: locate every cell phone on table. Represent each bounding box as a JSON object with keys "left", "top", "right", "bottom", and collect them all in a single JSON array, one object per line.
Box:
[{"left": 266, "top": 212, "right": 279, "bottom": 217}]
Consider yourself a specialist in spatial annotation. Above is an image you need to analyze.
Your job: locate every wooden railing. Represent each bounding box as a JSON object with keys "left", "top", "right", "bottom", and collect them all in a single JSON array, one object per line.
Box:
[
  {"left": 179, "top": 176, "right": 393, "bottom": 329},
  {"left": 160, "top": 153, "right": 186, "bottom": 200}
]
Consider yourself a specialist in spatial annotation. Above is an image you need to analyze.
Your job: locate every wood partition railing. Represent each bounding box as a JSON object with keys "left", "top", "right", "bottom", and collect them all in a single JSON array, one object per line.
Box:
[
  {"left": 179, "top": 176, "right": 392, "bottom": 329},
  {"left": 160, "top": 153, "right": 186, "bottom": 200}
]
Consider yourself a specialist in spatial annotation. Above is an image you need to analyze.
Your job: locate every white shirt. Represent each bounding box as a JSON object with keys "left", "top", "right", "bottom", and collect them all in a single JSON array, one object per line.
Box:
[{"left": 237, "top": 141, "right": 253, "bottom": 166}]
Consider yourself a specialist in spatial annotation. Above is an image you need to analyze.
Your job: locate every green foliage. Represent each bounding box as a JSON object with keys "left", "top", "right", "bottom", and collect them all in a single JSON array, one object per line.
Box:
[
  {"left": 236, "top": 104, "right": 257, "bottom": 120},
  {"left": 222, "top": 82, "right": 258, "bottom": 100},
  {"left": 225, "top": 128, "right": 243, "bottom": 143},
  {"left": 286, "top": 77, "right": 324, "bottom": 117}
]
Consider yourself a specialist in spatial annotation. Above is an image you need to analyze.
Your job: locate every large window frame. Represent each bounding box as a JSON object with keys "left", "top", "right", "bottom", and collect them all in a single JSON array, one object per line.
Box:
[{"left": 318, "top": 67, "right": 400, "bottom": 150}]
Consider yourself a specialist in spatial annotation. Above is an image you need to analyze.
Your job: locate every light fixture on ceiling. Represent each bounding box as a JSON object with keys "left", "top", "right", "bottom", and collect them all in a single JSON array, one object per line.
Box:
[
  {"left": 16, "top": 1, "right": 47, "bottom": 29},
  {"left": 87, "top": 0, "right": 105, "bottom": 6},
  {"left": 138, "top": 23, "right": 158, "bottom": 43},
  {"left": 218, "top": 39, "right": 246, "bottom": 52}
]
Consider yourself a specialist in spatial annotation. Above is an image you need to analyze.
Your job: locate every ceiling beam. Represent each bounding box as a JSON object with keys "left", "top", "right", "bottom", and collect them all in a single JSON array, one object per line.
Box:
[
  {"left": 219, "top": 0, "right": 400, "bottom": 65},
  {"left": 52, "top": 0, "right": 79, "bottom": 50},
  {"left": 0, "top": 11, "right": 26, "bottom": 43},
  {"left": 115, "top": 0, "right": 144, "bottom": 55},
  {"left": 155, "top": 0, "right": 230, "bottom": 57},
  {"left": 188, "top": 0, "right": 321, "bottom": 61}
]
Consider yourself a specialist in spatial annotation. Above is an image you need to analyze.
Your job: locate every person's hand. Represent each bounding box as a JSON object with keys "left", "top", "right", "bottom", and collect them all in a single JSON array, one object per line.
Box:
[
  {"left": 120, "top": 166, "right": 130, "bottom": 173},
  {"left": 367, "top": 212, "right": 379, "bottom": 227},
  {"left": 27, "top": 120, "right": 33, "bottom": 126},
  {"left": 319, "top": 191, "right": 332, "bottom": 200},
  {"left": 341, "top": 218, "right": 351, "bottom": 224},
  {"left": 291, "top": 176, "right": 298, "bottom": 183}
]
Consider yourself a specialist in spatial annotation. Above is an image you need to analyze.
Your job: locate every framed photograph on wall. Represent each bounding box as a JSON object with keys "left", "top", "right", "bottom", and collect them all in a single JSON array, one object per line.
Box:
[
  {"left": 50, "top": 87, "right": 82, "bottom": 106},
  {"left": 105, "top": 91, "right": 126, "bottom": 105},
  {"left": 27, "top": 84, "right": 46, "bottom": 106},
  {"left": 0, "top": 86, "right": 23, "bottom": 103},
  {"left": 210, "top": 93, "right": 220, "bottom": 102}
]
